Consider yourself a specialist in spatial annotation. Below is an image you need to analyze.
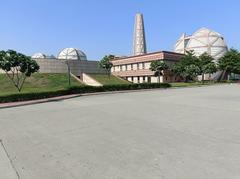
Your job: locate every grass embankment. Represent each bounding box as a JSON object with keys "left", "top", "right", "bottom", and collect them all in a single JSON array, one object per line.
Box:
[
  {"left": 170, "top": 81, "right": 230, "bottom": 88},
  {"left": 0, "top": 73, "right": 230, "bottom": 103},
  {"left": 170, "top": 82, "right": 214, "bottom": 88},
  {"left": 0, "top": 73, "right": 83, "bottom": 96},
  {"left": 0, "top": 83, "right": 171, "bottom": 103},
  {"left": 88, "top": 74, "right": 130, "bottom": 85}
]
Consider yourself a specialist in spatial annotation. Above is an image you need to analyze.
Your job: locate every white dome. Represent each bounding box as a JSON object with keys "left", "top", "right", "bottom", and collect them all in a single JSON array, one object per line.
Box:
[
  {"left": 174, "top": 28, "right": 228, "bottom": 60},
  {"left": 32, "top": 53, "right": 46, "bottom": 59},
  {"left": 58, "top": 48, "right": 87, "bottom": 60}
]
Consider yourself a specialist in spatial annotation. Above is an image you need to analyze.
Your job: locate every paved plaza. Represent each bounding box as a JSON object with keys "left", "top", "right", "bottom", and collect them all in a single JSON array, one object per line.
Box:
[{"left": 0, "top": 84, "right": 240, "bottom": 179}]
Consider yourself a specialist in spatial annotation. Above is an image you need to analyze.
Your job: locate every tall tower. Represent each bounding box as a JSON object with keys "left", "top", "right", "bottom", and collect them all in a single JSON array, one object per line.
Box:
[{"left": 133, "top": 13, "right": 147, "bottom": 56}]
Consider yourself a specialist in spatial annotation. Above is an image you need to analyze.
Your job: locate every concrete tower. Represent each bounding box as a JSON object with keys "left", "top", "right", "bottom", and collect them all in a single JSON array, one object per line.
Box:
[{"left": 133, "top": 13, "right": 147, "bottom": 56}]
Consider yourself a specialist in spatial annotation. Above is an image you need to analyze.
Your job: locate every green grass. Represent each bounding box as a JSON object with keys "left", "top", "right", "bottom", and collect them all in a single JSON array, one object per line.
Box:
[
  {"left": 170, "top": 81, "right": 219, "bottom": 88},
  {"left": 0, "top": 73, "right": 83, "bottom": 96},
  {"left": 88, "top": 74, "right": 131, "bottom": 85}
]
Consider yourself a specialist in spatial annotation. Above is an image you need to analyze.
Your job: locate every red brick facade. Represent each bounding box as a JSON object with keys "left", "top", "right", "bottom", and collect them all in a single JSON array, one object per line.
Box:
[{"left": 111, "top": 51, "right": 183, "bottom": 83}]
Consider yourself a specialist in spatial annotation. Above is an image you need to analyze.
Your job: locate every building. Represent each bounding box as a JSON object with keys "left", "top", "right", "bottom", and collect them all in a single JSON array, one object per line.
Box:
[
  {"left": 111, "top": 51, "right": 183, "bottom": 83},
  {"left": 33, "top": 48, "right": 106, "bottom": 86},
  {"left": 174, "top": 28, "right": 228, "bottom": 80},
  {"left": 174, "top": 27, "right": 228, "bottom": 61},
  {"left": 111, "top": 13, "right": 183, "bottom": 83},
  {"left": 112, "top": 18, "right": 231, "bottom": 83}
]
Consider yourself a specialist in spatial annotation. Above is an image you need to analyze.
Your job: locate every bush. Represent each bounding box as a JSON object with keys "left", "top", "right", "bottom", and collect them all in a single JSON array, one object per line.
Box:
[{"left": 0, "top": 83, "right": 171, "bottom": 103}]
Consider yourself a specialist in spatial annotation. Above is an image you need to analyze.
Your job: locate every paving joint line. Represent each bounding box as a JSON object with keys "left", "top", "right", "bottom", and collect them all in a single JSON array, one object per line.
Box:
[{"left": 0, "top": 140, "right": 20, "bottom": 179}]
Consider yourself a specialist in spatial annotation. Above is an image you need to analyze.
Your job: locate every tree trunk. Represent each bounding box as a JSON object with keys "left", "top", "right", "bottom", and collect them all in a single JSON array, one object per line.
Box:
[
  {"left": 202, "top": 74, "right": 204, "bottom": 84},
  {"left": 108, "top": 69, "right": 111, "bottom": 79},
  {"left": 158, "top": 71, "right": 160, "bottom": 83}
]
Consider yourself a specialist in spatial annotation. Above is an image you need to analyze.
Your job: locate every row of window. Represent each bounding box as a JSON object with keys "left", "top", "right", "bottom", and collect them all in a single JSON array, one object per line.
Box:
[
  {"left": 127, "top": 76, "right": 150, "bottom": 83},
  {"left": 126, "top": 76, "right": 178, "bottom": 83},
  {"left": 113, "top": 62, "right": 147, "bottom": 72}
]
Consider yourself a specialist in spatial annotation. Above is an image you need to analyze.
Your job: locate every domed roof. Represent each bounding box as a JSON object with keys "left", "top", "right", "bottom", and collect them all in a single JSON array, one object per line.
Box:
[
  {"left": 174, "top": 27, "right": 228, "bottom": 60},
  {"left": 32, "top": 53, "right": 46, "bottom": 59},
  {"left": 57, "top": 48, "right": 87, "bottom": 60}
]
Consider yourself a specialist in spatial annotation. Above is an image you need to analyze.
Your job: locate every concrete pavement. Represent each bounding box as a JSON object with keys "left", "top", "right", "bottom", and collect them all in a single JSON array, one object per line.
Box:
[{"left": 0, "top": 84, "right": 240, "bottom": 179}]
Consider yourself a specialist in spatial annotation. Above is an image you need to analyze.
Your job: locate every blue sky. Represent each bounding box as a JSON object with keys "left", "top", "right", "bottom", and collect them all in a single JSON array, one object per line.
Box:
[{"left": 0, "top": 0, "right": 239, "bottom": 60}]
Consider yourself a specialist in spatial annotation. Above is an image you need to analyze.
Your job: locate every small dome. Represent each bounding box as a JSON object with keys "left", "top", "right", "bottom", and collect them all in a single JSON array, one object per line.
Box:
[
  {"left": 57, "top": 48, "right": 87, "bottom": 60},
  {"left": 32, "top": 53, "right": 46, "bottom": 59},
  {"left": 174, "top": 27, "right": 228, "bottom": 60}
]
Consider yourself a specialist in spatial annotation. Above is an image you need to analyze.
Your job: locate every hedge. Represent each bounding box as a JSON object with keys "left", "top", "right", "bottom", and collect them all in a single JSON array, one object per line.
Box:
[{"left": 0, "top": 83, "right": 171, "bottom": 103}]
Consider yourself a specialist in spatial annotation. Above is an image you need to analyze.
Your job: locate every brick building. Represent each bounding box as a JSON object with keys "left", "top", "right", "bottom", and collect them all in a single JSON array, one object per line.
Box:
[{"left": 111, "top": 51, "right": 183, "bottom": 83}]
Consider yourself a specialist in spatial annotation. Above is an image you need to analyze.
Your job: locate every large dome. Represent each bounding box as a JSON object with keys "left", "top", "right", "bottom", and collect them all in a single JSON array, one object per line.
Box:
[
  {"left": 32, "top": 53, "right": 46, "bottom": 59},
  {"left": 174, "top": 28, "right": 228, "bottom": 60},
  {"left": 58, "top": 48, "right": 87, "bottom": 60}
]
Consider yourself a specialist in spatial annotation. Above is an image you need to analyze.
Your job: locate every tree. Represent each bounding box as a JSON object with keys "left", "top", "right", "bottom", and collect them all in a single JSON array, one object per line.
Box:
[
  {"left": 218, "top": 49, "right": 240, "bottom": 78},
  {"left": 198, "top": 53, "right": 217, "bottom": 82},
  {"left": 150, "top": 60, "right": 169, "bottom": 83},
  {"left": 171, "top": 51, "right": 199, "bottom": 82},
  {"left": 0, "top": 50, "right": 39, "bottom": 92},
  {"left": 99, "top": 55, "right": 114, "bottom": 78}
]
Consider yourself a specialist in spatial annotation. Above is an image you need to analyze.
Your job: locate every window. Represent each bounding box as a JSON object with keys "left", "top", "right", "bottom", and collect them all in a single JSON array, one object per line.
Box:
[
  {"left": 125, "top": 65, "right": 127, "bottom": 71},
  {"left": 131, "top": 64, "right": 133, "bottom": 70},
  {"left": 137, "top": 63, "right": 139, "bottom": 70},
  {"left": 137, "top": 77, "right": 140, "bottom": 83},
  {"left": 131, "top": 77, "right": 134, "bottom": 82},
  {"left": 120, "top": 65, "right": 122, "bottom": 71},
  {"left": 142, "top": 62, "right": 145, "bottom": 69},
  {"left": 143, "top": 76, "right": 146, "bottom": 83}
]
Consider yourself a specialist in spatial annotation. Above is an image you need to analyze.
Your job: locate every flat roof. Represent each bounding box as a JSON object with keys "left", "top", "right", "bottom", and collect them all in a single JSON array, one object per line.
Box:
[
  {"left": 111, "top": 51, "right": 184, "bottom": 66},
  {"left": 112, "top": 51, "right": 184, "bottom": 61}
]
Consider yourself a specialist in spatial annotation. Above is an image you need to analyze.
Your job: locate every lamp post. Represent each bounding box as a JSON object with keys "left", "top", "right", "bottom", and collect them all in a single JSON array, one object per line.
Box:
[{"left": 64, "top": 60, "right": 71, "bottom": 86}]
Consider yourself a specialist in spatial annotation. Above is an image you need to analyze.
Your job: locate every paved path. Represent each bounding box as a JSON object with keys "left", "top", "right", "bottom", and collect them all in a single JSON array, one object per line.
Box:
[{"left": 0, "top": 84, "right": 240, "bottom": 179}]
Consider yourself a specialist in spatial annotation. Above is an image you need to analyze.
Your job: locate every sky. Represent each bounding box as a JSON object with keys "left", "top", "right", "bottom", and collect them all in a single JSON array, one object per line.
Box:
[{"left": 0, "top": 0, "right": 239, "bottom": 60}]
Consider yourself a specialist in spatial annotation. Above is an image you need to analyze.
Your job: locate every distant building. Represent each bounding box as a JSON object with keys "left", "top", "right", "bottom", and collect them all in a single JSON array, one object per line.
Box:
[
  {"left": 112, "top": 14, "right": 230, "bottom": 83},
  {"left": 111, "top": 51, "right": 183, "bottom": 83},
  {"left": 174, "top": 28, "right": 229, "bottom": 80},
  {"left": 32, "top": 48, "right": 105, "bottom": 86},
  {"left": 112, "top": 14, "right": 183, "bottom": 83},
  {"left": 174, "top": 27, "right": 228, "bottom": 61}
]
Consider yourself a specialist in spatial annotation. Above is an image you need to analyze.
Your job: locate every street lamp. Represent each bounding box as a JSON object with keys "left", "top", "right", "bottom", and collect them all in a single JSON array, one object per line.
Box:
[
  {"left": 67, "top": 61, "right": 71, "bottom": 86},
  {"left": 64, "top": 59, "right": 71, "bottom": 86}
]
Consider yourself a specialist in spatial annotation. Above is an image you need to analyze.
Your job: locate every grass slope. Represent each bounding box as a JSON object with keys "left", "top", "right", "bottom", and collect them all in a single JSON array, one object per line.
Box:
[
  {"left": 89, "top": 74, "right": 130, "bottom": 85},
  {"left": 0, "top": 73, "right": 83, "bottom": 96}
]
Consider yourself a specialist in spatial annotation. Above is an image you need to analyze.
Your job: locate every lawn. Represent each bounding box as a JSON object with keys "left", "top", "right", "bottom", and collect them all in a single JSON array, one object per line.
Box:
[
  {"left": 89, "top": 74, "right": 130, "bottom": 85},
  {"left": 170, "top": 81, "right": 219, "bottom": 88},
  {"left": 0, "top": 73, "right": 83, "bottom": 96}
]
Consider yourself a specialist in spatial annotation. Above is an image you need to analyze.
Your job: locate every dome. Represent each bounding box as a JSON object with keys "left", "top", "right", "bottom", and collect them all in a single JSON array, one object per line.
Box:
[
  {"left": 32, "top": 53, "right": 46, "bottom": 59},
  {"left": 174, "top": 28, "right": 228, "bottom": 60},
  {"left": 57, "top": 48, "right": 87, "bottom": 60}
]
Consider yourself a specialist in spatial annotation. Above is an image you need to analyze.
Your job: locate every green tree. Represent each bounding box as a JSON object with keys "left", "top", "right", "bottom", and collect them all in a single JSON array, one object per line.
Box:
[
  {"left": 172, "top": 51, "right": 199, "bottom": 82},
  {"left": 99, "top": 55, "right": 114, "bottom": 78},
  {"left": 150, "top": 60, "right": 169, "bottom": 83},
  {"left": 198, "top": 53, "right": 217, "bottom": 82},
  {"left": 218, "top": 49, "right": 240, "bottom": 78},
  {"left": 0, "top": 50, "right": 39, "bottom": 92}
]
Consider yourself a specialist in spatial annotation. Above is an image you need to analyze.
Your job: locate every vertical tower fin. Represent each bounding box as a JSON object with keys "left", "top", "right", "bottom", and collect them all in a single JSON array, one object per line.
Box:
[{"left": 133, "top": 13, "right": 147, "bottom": 56}]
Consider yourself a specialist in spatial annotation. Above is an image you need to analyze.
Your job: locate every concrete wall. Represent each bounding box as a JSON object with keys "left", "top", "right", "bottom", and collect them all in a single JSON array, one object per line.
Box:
[
  {"left": 35, "top": 59, "right": 106, "bottom": 76},
  {"left": 82, "top": 73, "right": 102, "bottom": 86}
]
